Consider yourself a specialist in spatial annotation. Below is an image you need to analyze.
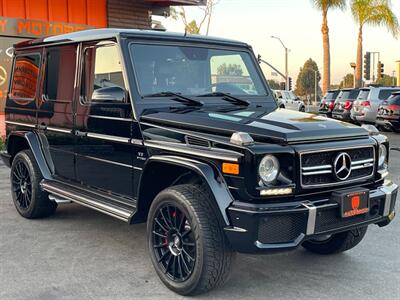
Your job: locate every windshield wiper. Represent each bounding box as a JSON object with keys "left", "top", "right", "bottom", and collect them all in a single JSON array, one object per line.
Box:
[
  {"left": 143, "top": 91, "right": 203, "bottom": 107},
  {"left": 198, "top": 92, "right": 250, "bottom": 106}
]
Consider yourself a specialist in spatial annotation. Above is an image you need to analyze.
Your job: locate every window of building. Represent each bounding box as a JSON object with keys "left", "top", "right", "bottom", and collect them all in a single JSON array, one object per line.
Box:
[
  {"left": 81, "top": 42, "right": 125, "bottom": 104},
  {"left": 10, "top": 54, "right": 41, "bottom": 99},
  {"left": 43, "top": 45, "right": 77, "bottom": 101}
]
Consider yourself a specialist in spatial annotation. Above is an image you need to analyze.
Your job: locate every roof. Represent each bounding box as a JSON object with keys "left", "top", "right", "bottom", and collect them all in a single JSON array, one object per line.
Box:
[{"left": 15, "top": 28, "right": 248, "bottom": 49}]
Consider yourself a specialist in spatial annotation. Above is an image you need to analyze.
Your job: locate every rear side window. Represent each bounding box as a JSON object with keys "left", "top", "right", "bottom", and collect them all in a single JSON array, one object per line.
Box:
[
  {"left": 10, "top": 54, "right": 41, "bottom": 99},
  {"left": 379, "top": 89, "right": 400, "bottom": 100},
  {"left": 43, "top": 45, "right": 77, "bottom": 101}
]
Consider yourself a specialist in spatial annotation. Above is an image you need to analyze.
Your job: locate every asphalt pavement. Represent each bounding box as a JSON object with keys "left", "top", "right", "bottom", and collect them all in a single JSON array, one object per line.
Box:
[{"left": 1, "top": 133, "right": 400, "bottom": 300}]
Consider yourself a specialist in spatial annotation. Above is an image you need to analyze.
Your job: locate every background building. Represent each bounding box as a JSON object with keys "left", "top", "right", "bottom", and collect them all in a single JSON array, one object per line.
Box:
[{"left": 0, "top": 0, "right": 205, "bottom": 137}]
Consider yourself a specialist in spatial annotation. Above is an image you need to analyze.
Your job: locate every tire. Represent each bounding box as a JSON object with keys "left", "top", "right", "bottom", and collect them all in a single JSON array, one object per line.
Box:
[
  {"left": 300, "top": 106, "right": 306, "bottom": 112},
  {"left": 147, "top": 184, "right": 235, "bottom": 295},
  {"left": 10, "top": 150, "right": 57, "bottom": 218},
  {"left": 302, "top": 226, "right": 368, "bottom": 255}
]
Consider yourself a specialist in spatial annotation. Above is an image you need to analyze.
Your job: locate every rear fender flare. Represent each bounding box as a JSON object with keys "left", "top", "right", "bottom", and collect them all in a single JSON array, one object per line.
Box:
[{"left": 7, "top": 131, "right": 53, "bottom": 180}]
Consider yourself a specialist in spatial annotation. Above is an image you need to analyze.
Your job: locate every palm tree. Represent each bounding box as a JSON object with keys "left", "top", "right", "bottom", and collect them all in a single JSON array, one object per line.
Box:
[
  {"left": 351, "top": 0, "right": 399, "bottom": 87},
  {"left": 312, "top": 0, "right": 346, "bottom": 94}
]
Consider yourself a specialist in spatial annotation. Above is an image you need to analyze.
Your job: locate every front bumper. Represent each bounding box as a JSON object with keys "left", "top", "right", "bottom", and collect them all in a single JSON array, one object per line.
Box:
[{"left": 224, "top": 181, "right": 398, "bottom": 254}]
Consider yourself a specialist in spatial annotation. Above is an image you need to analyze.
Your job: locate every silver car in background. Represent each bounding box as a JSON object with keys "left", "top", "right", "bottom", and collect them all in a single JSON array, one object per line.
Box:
[
  {"left": 273, "top": 90, "right": 305, "bottom": 112},
  {"left": 351, "top": 86, "right": 400, "bottom": 124}
]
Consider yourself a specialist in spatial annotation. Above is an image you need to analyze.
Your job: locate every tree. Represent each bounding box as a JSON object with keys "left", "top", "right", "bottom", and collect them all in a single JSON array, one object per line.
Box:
[
  {"left": 376, "top": 74, "right": 397, "bottom": 86},
  {"left": 217, "top": 64, "right": 243, "bottom": 76},
  {"left": 295, "top": 59, "right": 321, "bottom": 103},
  {"left": 311, "top": 0, "right": 346, "bottom": 94},
  {"left": 339, "top": 73, "right": 354, "bottom": 88},
  {"left": 170, "top": 0, "right": 220, "bottom": 35},
  {"left": 267, "top": 80, "right": 280, "bottom": 90},
  {"left": 351, "top": 0, "right": 399, "bottom": 87}
]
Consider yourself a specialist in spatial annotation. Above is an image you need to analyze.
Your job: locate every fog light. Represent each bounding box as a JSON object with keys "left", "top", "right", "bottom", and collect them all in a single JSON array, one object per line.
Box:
[{"left": 260, "top": 187, "right": 293, "bottom": 196}]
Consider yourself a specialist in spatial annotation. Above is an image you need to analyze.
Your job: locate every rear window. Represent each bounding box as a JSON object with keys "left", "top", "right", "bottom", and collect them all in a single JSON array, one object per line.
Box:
[
  {"left": 10, "top": 53, "right": 41, "bottom": 99},
  {"left": 324, "top": 91, "right": 339, "bottom": 100},
  {"left": 387, "top": 94, "right": 400, "bottom": 105},
  {"left": 357, "top": 89, "right": 370, "bottom": 100},
  {"left": 379, "top": 89, "right": 400, "bottom": 100}
]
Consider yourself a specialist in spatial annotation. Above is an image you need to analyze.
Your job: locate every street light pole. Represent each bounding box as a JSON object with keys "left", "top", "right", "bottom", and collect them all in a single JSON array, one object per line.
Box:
[{"left": 271, "top": 36, "right": 289, "bottom": 90}]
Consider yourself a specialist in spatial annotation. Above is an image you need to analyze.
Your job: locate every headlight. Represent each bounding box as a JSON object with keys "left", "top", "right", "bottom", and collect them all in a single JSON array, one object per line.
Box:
[
  {"left": 378, "top": 144, "right": 387, "bottom": 168},
  {"left": 258, "top": 155, "right": 280, "bottom": 184}
]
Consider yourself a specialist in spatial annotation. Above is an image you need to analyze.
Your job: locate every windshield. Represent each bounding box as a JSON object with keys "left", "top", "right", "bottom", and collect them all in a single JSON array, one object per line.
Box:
[
  {"left": 337, "top": 89, "right": 359, "bottom": 101},
  {"left": 323, "top": 91, "right": 338, "bottom": 101},
  {"left": 387, "top": 94, "right": 400, "bottom": 105},
  {"left": 129, "top": 43, "right": 267, "bottom": 97},
  {"left": 357, "top": 89, "right": 370, "bottom": 100}
]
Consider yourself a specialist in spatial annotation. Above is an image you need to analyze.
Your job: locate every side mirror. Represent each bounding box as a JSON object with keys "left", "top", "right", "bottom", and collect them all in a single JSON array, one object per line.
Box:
[{"left": 91, "top": 86, "right": 126, "bottom": 102}]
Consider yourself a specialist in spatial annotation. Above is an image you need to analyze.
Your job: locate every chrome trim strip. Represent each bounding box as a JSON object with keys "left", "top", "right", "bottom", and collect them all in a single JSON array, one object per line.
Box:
[
  {"left": 303, "top": 170, "right": 332, "bottom": 176},
  {"left": 88, "top": 115, "right": 133, "bottom": 122},
  {"left": 77, "top": 154, "right": 133, "bottom": 169},
  {"left": 86, "top": 132, "right": 130, "bottom": 143},
  {"left": 46, "top": 126, "right": 72, "bottom": 134},
  {"left": 352, "top": 163, "right": 374, "bottom": 170},
  {"left": 302, "top": 164, "right": 331, "bottom": 171},
  {"left": 302, "top": 201, "right": 316, "bottom": 235},
  {"left": 224, "top": 226, "right": 247, "bottom": 233},
  {"left": 131, "top": 138, "right": 144, "bottom": 146},
  {"left": 299, "top": 145, "right": 375, "bottom": 188},
  {"left": 5, "top": 121, "right": 36, "bottom": 128},
  {"left": 352, "top": 158, "right": 374, "bottom": 165},
  {"left": 144, "top": 140, "right": 242, "bottom": 162}
]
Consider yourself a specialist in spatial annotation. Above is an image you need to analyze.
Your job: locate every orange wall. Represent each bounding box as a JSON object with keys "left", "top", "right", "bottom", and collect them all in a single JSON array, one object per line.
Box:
[{"left": 0, "top": 0, "right": 107, "bottom": 27}]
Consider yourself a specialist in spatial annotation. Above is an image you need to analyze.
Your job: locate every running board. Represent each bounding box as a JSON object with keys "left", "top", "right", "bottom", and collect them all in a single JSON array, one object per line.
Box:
[{"left": 41, "top": 180, "right": 136, "bottom": 222}]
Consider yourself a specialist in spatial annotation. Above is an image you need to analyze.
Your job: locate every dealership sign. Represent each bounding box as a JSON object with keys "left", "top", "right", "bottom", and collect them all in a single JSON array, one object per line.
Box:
[{"left": 0, "top": 17, "right": 93, "bottom": 38}]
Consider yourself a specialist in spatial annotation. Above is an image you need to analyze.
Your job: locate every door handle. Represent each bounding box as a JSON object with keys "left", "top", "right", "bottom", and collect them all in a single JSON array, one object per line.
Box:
[{"left": 75, "top": 130, "right": 87, "bottom": 137}]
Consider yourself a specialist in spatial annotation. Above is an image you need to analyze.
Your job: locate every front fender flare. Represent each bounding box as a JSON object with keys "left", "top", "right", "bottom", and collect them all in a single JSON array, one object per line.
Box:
[{"left": 140, "top": 155, "right": 234, "bottom": 225}]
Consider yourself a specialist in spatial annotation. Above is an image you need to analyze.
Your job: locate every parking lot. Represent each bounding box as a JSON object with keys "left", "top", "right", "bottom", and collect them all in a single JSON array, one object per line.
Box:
[{"left": 0, "top": 133, "right": 399, "bottom": 300}]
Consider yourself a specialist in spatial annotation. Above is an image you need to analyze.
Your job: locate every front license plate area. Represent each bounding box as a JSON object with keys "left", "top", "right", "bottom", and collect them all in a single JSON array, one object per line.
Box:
[{"left": 332, "top": 188, "right": 370, "bottom": 218}]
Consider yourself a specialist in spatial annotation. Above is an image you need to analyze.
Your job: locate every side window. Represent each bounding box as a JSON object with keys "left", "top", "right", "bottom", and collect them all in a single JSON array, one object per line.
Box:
[
  {"left": 379, "top": 89, "right": 400, "bottom": 100},
  {"left": 81, "top": 42, "right": 125, "bottom": 104},
  {"left": 43, "top": 45, "right": 77, "bottom": 101},
  {"left": 10, "top": 54, "right": 41, "bottom": 99}
]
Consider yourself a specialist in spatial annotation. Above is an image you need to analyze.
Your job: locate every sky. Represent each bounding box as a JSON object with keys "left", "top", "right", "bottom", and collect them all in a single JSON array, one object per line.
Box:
[{"left": 155, "top": 0, "right": 400, "bottom": 85}]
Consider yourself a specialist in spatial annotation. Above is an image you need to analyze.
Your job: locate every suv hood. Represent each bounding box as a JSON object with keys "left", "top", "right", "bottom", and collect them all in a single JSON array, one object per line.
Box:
[{"left": 140, "top": 106, "right": 369, "bottom": 144}]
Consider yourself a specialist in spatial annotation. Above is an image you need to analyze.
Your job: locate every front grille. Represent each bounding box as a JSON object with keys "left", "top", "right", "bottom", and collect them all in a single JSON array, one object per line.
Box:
[
  {"left": 300, "top": 146, "right": 375, "bottom": 188},
  {"left": 258, "top": 213, "right": 307, "bottom": 244}
]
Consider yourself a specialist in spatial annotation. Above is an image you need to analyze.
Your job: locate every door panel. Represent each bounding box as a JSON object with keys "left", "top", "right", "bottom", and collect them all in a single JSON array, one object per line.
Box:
[
  {"left": 37, "top": 45, "right": 77, "bottom": 180},
  {"left": 74, "top": 41, "right": 134, "bottom": 197}
]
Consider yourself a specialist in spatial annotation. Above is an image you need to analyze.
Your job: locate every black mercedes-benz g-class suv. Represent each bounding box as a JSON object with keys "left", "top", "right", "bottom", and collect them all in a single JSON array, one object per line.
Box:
[{"left": 1, "top": 29, "right": 397, "bottom": 295}]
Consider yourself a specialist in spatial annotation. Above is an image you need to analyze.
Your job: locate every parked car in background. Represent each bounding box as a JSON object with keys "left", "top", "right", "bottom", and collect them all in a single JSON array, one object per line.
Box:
[
  {"left": 332, "top": 88, "right": 360, "bottom": 122},
  {"left": 319, "top": 90, "right": 340, "bottom": 117},
  {"left": 351, "top": 86, "right": 400, "bottom": 124},
  {"left": 273, "top": 90, "right": 305, "bottom": 111},
  {"left": 376, "top": 91, "right": 400, "bottom": 132}
]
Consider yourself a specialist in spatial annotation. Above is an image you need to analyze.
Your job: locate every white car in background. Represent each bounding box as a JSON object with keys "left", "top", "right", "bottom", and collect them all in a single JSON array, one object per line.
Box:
[{"left": 273, "top": 90, "right": 305, "bottom": 112}]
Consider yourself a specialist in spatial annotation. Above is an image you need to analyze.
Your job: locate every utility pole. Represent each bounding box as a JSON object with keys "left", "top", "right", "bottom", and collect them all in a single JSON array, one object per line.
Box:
[
  {"left": 350, "top": 62, "right": 356, "bottom": 88},
  {"left": 271, "top": 36, "right": 289, "bottom": 90},
  {"left": 370, "top": 52, "right": 380, "bottom": 82}
]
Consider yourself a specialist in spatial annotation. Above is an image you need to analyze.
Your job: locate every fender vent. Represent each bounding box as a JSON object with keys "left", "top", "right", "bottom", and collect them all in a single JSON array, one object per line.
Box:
[{"left": 185, "top": 136, "right": 211, "bottom": 148}]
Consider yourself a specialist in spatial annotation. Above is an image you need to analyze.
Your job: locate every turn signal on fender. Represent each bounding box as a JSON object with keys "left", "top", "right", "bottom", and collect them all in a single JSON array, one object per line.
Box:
[{"left": 222, "top": 163, "right": 239, "bottom": 175}]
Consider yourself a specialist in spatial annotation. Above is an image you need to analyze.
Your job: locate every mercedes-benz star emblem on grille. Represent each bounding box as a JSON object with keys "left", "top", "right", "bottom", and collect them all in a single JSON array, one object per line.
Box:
[{"left": 333, "top": 152, "right": 352, "bottom": 181}]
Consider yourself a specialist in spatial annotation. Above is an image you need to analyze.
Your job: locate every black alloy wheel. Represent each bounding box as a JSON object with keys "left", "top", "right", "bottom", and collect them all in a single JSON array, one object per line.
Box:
[
  {"left": 12, "top": 160, "right": 32, "bottom": 210},
  {"left": 10, "top": 150, "right": 57, "bottom": 218},
  {"left": 152, "top": 204, "right": 196, "bottom": 282}
]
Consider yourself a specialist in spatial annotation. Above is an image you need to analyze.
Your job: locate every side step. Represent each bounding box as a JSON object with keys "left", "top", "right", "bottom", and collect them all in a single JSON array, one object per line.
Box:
[{"left": 41, "top": 180, "right": 136, "bottom": 222}]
